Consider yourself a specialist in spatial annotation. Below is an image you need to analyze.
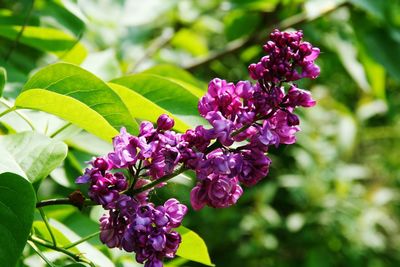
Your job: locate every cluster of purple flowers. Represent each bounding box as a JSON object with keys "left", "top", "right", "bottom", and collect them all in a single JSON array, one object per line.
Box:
[{"left": 76, "top": 29, "right": 319, "bottom": 267}]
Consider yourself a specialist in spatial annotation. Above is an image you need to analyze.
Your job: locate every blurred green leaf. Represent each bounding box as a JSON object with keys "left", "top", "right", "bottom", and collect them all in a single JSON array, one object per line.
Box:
[
  {"left": 0, "top": 172, "right": 35, "bottom": 267},
  {"left": 359, "top": 49, "right": 386, "bottom": 100},
  {"left": 349, "top": 0, "right": 386, "bottom": 21},
  {"left": 0, "top": 26, "right": 87, "bottom": 64},
  {"left": 16, "top": 63, "right": 138, "bottom": 140},
  {"left": 171, "top": 29, "right": 208, "bottom": 56},
  {"left": 224, "top": 10, "right": 261, "bottom": 41},
  {"left": 0, "top": 131, "right": 67, "bottom": 184},
  {"left": 0, "top": 67, "right": 6, "bottom": 97},
  {"left": 35, "top": 0, "right": 85, "bottom": 36},
  {"left": 353, "top": 14, "right": 400, "bottom": 80},
  {"left": 176, "top": 226, "right": 214, "bottom": 266},
  {"left": 230, "top": 0, "right": 279, "bottom": 11}
]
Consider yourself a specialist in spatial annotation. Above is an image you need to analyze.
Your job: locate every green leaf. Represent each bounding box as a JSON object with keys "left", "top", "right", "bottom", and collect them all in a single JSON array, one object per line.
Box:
[
  {"left": 108, "top": 83, "right": 191, "bottom": 132},
  {"left": 16, "top": 63, "right": 138, "bottom": 141},
  {"left": 0, "top": 67, "right": 6, "bottom": 97},
  {"left": 0, "top": 26, "right": 87, "bottom": 64},
  {"left": 0, "top": 172, "right": 35, "bottom": 267},
  {"left": 352, "top": 13, "right": 400, "bottom": 80},
  {"left": 36, "top": 0, "right": 85, "bottom": 37},
  {"left": 176, "top": 226, "right": 214, "bottom": 266},
  {"left": 111, "top": 74, "right": 205, "bottom": 128},
  {"left": 142, "top": 64, "right": 206, "bottom": 89},
  {"left": 0, "top": 131, "right": 67, "bottom": 184}
]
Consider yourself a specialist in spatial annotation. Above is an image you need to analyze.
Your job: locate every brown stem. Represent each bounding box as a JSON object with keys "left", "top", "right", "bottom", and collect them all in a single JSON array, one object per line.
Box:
[{"left": 36, "top": 198, "right": 97, "bottom": 209}]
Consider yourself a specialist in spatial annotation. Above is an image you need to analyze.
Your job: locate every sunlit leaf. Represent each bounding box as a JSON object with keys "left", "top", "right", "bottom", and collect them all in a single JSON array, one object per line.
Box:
[
  {"left": 142, "top": 64, "right": 206, "bottom": 89},
  {"left": 176, "top": 226, "right": 214, "bottom": 266},
  {"left": 16, "top": 63, "right": 138, "bottom": 141},
  {"left": 0, "top": 172, "right": 35, "bottom": 267},
  {"left": 111, "top": 74, "right": 205, "bottom": 128},
  {"left": 108, "top": 82, "right": 191, "bottom": 132}
]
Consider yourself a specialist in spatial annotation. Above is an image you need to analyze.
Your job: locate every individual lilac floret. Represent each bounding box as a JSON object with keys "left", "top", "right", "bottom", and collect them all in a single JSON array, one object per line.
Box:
[
  {"left": 285, "top": 85, "right": 316, "bottom": 108},
  {"left": 107, "top": 127, "right": 150, "bottom": 168},
  {"left": 190, "top": 175, "right": 243, "bottom": 210},
  {"left": 198, "top": 78, "right": 241, "bottom": 119},
  {"left": 238, "top": 149, "right": 271, "bottom": 187}
]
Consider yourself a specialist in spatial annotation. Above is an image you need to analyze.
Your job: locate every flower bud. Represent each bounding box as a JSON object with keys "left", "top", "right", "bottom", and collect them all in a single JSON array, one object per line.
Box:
[{"left": 157, "top": 114, "right": 174, "bottom": 131}]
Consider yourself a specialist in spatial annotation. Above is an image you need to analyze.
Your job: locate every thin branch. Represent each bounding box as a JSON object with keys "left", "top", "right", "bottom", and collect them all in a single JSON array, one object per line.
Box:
[
  {"left": 38, "top": 207, "right": 57, "bottom": 247},
  {"left": 27, "top": 240, "right": 57, "bottom": 267},
  {"left": 183, "top": 2, "right": 348, "bottom": 71},
  {"left": 36, "top": 198, "right": 97, "bottom": 209},
  {"left": 50, "top": 122, "right": 72, "bottom": 138},
  {"left": 29, "top": 235, "right": 96, "bottom": 267},
  {"left": 4, "top": 0, "right": 35, "bottom": 62},
  {"left": 0, "top": 98, "right": 36, "bottom": 130},
  {"left": 63, "top": 231, "right": 100, "bottom": 249},
  {"left": 131, "top": 166, "right": 187, "bottom": 194},
  {"left": 0, "top": 106, "right": 15, "bottom": 118},
  {"left": 129, "top": 28, "right": 175, "bottom": 73}
]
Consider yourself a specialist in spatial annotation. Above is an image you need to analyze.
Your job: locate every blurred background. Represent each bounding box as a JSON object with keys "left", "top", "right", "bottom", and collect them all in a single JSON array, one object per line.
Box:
[{"left": 1, "top": 0, "right": 400, "bottom": 266}]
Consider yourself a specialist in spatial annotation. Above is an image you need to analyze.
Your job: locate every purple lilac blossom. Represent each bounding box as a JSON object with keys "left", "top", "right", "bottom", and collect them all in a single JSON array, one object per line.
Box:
[{"left": 76, "top": 29, "right": 320, "bottom": 267}]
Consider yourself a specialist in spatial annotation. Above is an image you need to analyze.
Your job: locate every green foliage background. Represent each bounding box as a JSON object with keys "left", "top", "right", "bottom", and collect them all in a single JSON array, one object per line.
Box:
[{"left": 1, "top": 0, "right": 400, "bottom": 266}]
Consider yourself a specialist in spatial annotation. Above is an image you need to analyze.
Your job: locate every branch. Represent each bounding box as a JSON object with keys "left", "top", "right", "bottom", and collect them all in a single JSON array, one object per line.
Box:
[
  {"left": 4, "top": 0, "right": 35, "bottom": 62},
  {"left": 131, "top": 166, "right": 187, "bottom": 194},
  {"left": 29, "top": 235, "right": 96, "bottom": 267},
  {"left": 182, "top": 2, "right": 348, "bottom": 71},
  {"left": 36, "top": 191, "right": 97, "bottom": 209}
]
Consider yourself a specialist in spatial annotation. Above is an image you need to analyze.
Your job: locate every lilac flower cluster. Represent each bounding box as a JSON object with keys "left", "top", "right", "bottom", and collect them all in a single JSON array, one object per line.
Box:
[
  {"left": 76, "top": 29, "right": 319, "bottom": 267},
  {"left": 76, "top": 116, "right": 188, "bottom": 267},
  {"left": 191, "top": 29, "right": 318, "bottom": 210}
]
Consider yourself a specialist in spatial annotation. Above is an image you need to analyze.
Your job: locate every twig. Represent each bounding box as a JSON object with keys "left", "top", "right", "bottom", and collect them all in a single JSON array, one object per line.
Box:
[
  {"left": 27, "top": 240, "right": 57, "bottom": 267},
  {"left": 36, "top": 198, "right": 97, "bottom": 209},
  {"left": 4, "top": 0, "right": 35, "bottom": 62},
  {"left": 38, "top": 208, "right": 57, "bottom": 247},
  {"left": 50, "top": 122, "right": 72, "bottom": 138},
  {"left": 63, "top": 231, "right": 100, "bottom": 249},
  {"left": 132, "top": 166, "right": 187, "bottom": 194},
  {"left": 0, "top": 98, "right": 36, "bottom": 130},
  {"left": 29, "top": 235, "right": 96, "bottom": 267},
  {"left": 129, "top": 28, "right": 175, "bottom": 73},
  {"left": 183, "top": 2, "right": 348, "bottom": 71}
]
